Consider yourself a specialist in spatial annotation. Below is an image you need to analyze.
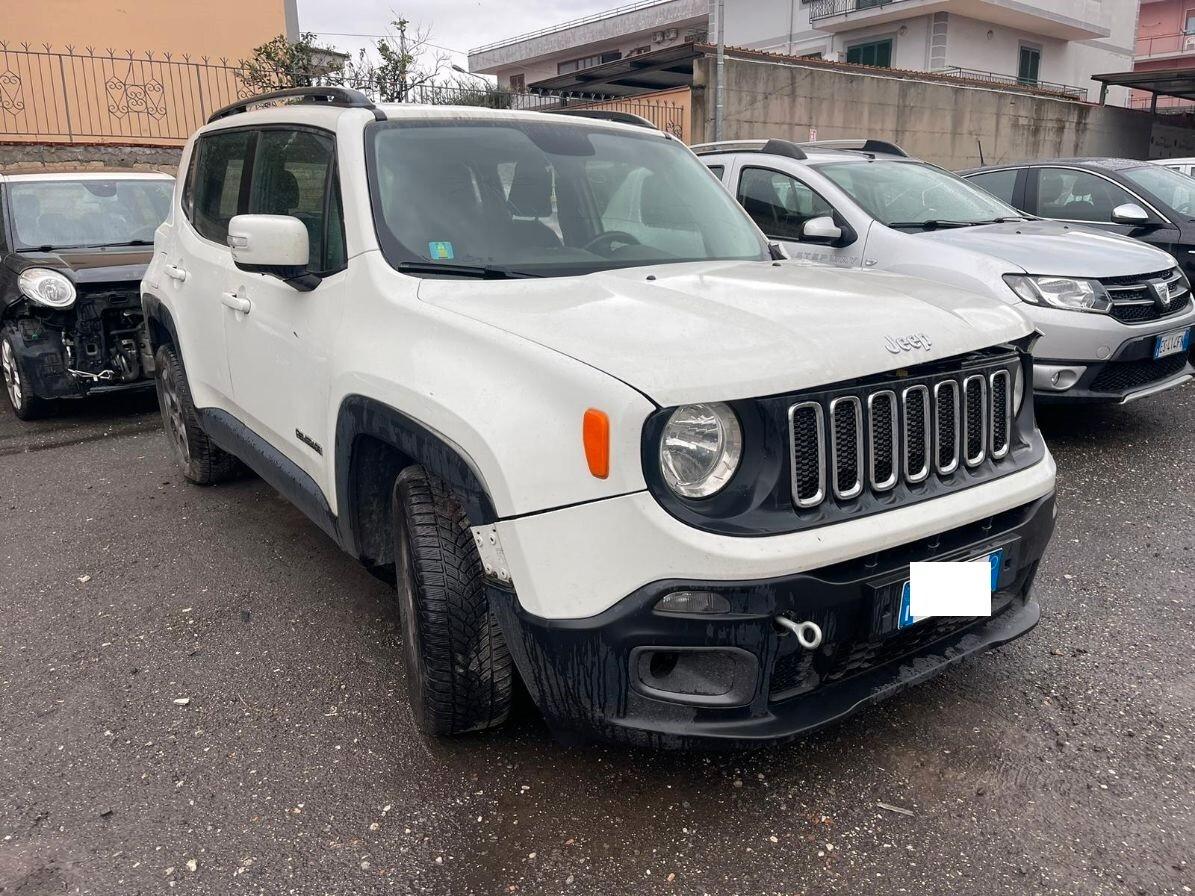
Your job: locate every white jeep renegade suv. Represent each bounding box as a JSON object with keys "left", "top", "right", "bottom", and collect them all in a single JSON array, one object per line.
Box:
[{"left": 143, "top": 88, "right": 1057, "bottom": 749}]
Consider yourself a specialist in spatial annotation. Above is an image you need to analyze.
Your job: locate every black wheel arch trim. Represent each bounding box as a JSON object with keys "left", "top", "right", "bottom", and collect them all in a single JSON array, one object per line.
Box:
[
  {"left": 141, "top": 293, "right": 181, "bottom": 357},
  {"left": 334, "top": 394, "right": 498, "bottom": 562}
]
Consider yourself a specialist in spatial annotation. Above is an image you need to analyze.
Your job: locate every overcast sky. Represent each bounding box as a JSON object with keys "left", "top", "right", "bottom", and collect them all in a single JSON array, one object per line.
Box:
[{"left": 297, "top": 0, "right": 620, "bottom": 74}]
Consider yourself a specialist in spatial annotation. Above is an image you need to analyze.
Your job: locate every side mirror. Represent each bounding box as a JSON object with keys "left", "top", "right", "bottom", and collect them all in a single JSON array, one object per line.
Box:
[
  {"left": 228, "top": 214, "right": 318, "bottom": 289},
  {"left": 1110, "top": 203, "right": 1151, "bottom": 227},
  {"left": 800, "top": 215, "right": 849, "bottom": 246}
]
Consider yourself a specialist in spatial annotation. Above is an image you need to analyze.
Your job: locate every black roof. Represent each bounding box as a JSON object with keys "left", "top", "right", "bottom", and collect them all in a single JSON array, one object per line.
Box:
[{"left": 960, "top": 157, "right": 1152, "bottom": 175}]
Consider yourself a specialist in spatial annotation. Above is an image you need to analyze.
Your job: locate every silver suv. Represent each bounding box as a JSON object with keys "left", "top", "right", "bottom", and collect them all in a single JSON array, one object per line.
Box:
[{"left": 697, "top": 139, "right": 1194, "bottom": 405}]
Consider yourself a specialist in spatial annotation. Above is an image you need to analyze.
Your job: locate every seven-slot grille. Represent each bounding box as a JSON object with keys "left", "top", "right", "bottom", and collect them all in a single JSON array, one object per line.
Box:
[{"left": 789, "top": 360, "right": 1017, "bottom": 509}]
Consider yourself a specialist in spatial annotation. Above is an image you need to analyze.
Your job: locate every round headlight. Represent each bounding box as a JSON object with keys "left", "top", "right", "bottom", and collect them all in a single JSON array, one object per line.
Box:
[
  {"left": 1012, "top": 363, "right": 1025, "bottom": 414},
  {"left": 18, "top": 268, "right": 76, "bottom": 309},
  {"left": 659, "top": 402, "right": 742, "bottom": 498}
]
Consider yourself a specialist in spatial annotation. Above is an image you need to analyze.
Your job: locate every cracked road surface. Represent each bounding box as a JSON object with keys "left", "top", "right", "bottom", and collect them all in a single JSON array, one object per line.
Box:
[{"left": 0, "top": 389, "right": 1191, "bottom": 895}]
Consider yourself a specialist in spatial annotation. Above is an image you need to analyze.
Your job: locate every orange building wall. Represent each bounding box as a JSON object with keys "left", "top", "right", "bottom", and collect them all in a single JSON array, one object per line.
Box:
[{"left": 1, "top": 0, "right": 297, "bottom": 63}]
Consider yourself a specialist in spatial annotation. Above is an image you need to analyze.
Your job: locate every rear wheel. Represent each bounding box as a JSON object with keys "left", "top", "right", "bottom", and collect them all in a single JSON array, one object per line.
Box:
[
  {"left": 1, "top": 332, "right": 49, "bottom": 420},
  {"left": 392, "top": 466, "right": 514, "bottom": 735},
  {"left": 154, "top": 344, "right": 239, "bottom": 485}
]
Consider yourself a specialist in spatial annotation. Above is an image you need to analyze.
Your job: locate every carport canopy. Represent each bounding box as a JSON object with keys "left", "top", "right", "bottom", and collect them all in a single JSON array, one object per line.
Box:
[{"left": 1092, "top": 69, "right": 1195, "bottom": 110}]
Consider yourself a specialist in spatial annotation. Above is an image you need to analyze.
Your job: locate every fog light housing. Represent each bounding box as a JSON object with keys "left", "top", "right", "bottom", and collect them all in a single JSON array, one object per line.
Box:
[
  {"left": 630, "top": 646, "right": 757, "bottom": 707},
  {"left": 655, "top": 590, "right": 731, "bottom": 614}
]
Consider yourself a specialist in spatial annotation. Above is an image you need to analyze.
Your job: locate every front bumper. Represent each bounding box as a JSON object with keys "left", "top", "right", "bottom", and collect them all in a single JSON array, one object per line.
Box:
[
  {"left": 492, "top": 492, "right": 1055, "bottom": 749},
  {"left": 1026, "top": 303, "right": 1194, "bottom": 403}
]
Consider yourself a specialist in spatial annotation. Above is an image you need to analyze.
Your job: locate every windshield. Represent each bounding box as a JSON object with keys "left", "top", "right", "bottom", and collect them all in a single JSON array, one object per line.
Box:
[
  {"left": 1122, "top": 165, "right": 1195, "bottom": 218},
  {"left": 366, "top": 119, "right": 768, "bottom": 277},
  {"left": 7, "top": 178, "right": 172, "bottom": 251},
  {"left": 818, "top": 160, "right": 1023, "bottom": 228}
]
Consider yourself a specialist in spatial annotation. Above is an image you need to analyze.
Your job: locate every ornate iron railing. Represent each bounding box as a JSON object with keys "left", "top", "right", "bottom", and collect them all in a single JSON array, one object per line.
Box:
[
  {"left": 808, "top": 0, "right": 899, "bottom": 21},
  {"left": 0, "top": 44, "right": 689, "bottom": 145}
]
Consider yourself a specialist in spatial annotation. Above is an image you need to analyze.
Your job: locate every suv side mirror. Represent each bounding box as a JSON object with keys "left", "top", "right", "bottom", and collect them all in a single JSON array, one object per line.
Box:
[
  {"left": 228, "top": 214, "right": 319, "bottom": 290},
  {"left": 1110, "top": 203, "right": 1152, "bottom": 227},
  {"left": 800, "top": 215, "right": 855, "bottom": 247}
]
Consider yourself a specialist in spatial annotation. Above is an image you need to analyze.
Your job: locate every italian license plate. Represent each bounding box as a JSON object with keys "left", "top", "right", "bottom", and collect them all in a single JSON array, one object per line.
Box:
[
  {"left": 1153, "top": 327, "right": 1191, "bottom": 360},
  {"left": 897, "top": 549, "right": 1004, "bottom": 630}
]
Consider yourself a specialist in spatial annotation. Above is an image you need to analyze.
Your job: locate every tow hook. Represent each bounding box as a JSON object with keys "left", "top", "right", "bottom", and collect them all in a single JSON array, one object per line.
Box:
[{"left": 775, "top": 616, "right": 823, "bottom": 650}]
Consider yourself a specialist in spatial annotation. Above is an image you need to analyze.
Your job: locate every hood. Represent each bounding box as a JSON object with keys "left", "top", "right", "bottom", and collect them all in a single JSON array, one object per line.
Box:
[
  {"left": 10, "top": 246, "right": 153, "bottom": 284},
  {"left": 418, "top": 260, "right": 1033, "bottom": 406},
  {"left": 918, "top": 220, "right": 1175, "bottom": 277}
]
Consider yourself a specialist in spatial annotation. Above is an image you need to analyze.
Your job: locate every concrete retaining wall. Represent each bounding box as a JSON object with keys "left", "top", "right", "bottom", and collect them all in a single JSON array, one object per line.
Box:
[
  {"left": 0, "top": 142, "right": 182, "bottom": 175},
  {"left": 693, "top": 54, "right": 1194, "bottom": 168}
]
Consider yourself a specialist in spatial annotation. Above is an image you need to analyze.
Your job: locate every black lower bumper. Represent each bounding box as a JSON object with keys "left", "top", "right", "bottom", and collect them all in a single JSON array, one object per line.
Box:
[{"left": 491, "top": 493, "right": 1055, "bottom": 750}]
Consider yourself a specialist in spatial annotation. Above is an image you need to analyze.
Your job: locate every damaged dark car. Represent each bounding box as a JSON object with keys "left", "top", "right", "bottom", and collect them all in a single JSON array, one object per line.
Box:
[{"left": 0, "top": 172, "right": 173, "bottom": 419}]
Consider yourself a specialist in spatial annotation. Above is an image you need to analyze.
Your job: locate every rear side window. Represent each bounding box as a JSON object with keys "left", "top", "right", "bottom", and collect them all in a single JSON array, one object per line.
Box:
[
  {"left": 705, "top": 164, "right": 725, "bottom": 180},
  {"left": 248, "top": 129, "right": 345, "bottom": 274},
  {"left": 968, "top": 169, "right": 1019, "bottom": 206},
  {"left": 188, "top": 130, "right": 252, "bottom": 244},
  {"left": 737, "top": 166, "right": 834, "bottom": 240}
]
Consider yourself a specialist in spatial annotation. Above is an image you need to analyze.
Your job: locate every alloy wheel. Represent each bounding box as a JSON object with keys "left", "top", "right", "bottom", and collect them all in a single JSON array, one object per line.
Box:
[
  {"left": 1, "top": 338, "right": 22, "bottom": 411},
  {"left": 157, "top": 363, "right": 191, "bottom": 465}
]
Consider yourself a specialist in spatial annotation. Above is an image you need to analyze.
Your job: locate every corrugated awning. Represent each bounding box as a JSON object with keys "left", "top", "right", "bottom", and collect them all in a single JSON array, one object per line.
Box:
[
  {"left": 529, "top": 44, "right": 700, "bottom": 97},
  {"left": 1093, "top": 69, "right": 1195, "bottom": 105}
]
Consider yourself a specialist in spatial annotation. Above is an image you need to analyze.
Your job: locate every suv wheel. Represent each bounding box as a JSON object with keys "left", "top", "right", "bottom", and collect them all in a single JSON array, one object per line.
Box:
[
  {"left": 392, "top": 466, "right": 514, "bottom": 735},
  {"left": 154, "top": 344, "right": 239, "bottom": 485},
  {"left": 2, "top": 332, "right": 48, "bottom": 420}
]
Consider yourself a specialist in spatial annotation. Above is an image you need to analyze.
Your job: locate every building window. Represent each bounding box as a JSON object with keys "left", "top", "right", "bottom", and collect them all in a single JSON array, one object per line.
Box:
[
  {"left": 1186, "top": 10, "right": 1195, "bottom": 35},
  {"left": 557, "top": 50, "right": 622, "bottom": 75},
  {"left": 846, "top": 39, "right": 892, "bottom": 68},
  {"left": 509, "top": 73, "right": 526, "bottom": 91},
  {"left": 1018, "top": 45, "right": 1041, "bottom": 86}
]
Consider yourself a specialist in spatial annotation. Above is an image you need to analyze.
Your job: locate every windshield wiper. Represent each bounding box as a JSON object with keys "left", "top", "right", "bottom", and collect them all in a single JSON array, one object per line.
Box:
[
  {"left": 396, "top": 262, "right": 543, "bottom": 279},
  {"left": 887, "top": 220, "right": 982, "bottom": 230},
  {"left": 23, "top": 239, "right": 154, "bottom": 251}
]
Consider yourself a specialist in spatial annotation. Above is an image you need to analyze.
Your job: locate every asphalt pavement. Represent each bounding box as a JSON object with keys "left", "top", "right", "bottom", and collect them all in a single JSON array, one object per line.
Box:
[{"left": 0, "top": 387, "right": 1192, "bottom": 896}]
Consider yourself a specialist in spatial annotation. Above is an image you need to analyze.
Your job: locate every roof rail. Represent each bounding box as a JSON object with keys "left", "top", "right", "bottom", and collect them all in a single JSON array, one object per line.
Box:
[
  {"left": 800, "top": 138, "right": 909, "bottom": 158},
  {"left": 547, "top": 109, "right": 658, "bottom": 129},
  {"left": 690, "top": 138, "right": 807, "bottom": 160},
  {"left": 207, "top": 86, "right": 383, "bottom": 123}
]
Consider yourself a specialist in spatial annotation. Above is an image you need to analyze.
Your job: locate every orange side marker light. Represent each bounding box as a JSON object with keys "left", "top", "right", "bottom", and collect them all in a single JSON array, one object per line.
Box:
[{"left": 583, "top": 408, "right": 610, "bottom": 479}]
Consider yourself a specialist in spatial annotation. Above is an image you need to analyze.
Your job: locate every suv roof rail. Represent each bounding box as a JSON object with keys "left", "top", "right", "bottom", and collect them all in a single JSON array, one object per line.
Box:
[
  {"left": 207, "top": 86, "right": 383, "bottom": 123},
  {"left": 547, "top": 109, "right": 658, "bottom": 129},
  {"left": 690, "top": 138, "right": 808, "bottom": 160},
  {"left": 800, "top": 138, "right": 909, "bottom": 158}
]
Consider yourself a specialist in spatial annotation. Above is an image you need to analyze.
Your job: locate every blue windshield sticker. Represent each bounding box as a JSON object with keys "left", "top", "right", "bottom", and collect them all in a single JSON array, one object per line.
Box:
[{"left": 428, "top": 241, "right": 455, "bottom": 260}]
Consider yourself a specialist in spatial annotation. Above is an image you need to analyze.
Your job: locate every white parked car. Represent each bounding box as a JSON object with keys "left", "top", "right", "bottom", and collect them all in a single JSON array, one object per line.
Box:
[
  {"left": 1152, "top": 157, "right": 1195, "bottom": 178},
  {"left": 699, "top": 139, "right": 1194, "bottom": 405},
  {"left": 142, "top": 89, "right": 1056, "bottom": 748}
]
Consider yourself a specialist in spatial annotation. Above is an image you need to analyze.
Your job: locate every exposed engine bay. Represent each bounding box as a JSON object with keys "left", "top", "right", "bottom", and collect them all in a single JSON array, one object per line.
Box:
[{"left": 10, "top": 282, "right": 154, "bottom": 397}]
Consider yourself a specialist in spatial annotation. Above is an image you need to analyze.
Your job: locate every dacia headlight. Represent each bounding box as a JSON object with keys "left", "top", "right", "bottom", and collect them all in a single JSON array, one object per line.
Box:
[
  {"left": 659, "top": 402, "right": 742, "bottom": 498},
  {"left": 18, "top": 268, "right": 76, "bottom": 309},
  {"left": 1003, "top": 274, "right": 1110, "bottom": 313}
]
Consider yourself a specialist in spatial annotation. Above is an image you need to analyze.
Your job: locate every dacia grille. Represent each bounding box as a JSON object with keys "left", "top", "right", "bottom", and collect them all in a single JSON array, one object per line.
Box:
[
  {"left": 788, "top": 353, "right": 1018, "bottom": 512},
  {"left": 1101, "top": 268, "right": 1191, "bottom": 324}
]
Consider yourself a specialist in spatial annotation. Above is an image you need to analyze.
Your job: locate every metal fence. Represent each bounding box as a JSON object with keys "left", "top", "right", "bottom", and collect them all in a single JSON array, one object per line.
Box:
[
  {"left": 0, "top": 44, "right": 689, "bottom": 145},
  {"left": 938, "top": 67, "right": 1088, "bottom": 101}
]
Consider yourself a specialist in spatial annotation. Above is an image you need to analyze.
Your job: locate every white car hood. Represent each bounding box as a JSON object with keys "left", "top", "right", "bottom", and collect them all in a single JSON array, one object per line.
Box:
[
  {"left": 918, "top": 220, "right": 1175, "bottom": 277},
  {"left": 418, "top": 260, "right": 1033, "bottom": 406}
]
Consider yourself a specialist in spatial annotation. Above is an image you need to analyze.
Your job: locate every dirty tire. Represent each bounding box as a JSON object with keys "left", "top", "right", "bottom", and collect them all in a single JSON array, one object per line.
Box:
[
  {"left": 154, "top": 344, "right": 239, "bottom": 485},
  {"left": 393, "top": 466, "right": 513, "bottom": 736},
  {"left": 2, "top": 331, "right": 50, "bottom": 420}
]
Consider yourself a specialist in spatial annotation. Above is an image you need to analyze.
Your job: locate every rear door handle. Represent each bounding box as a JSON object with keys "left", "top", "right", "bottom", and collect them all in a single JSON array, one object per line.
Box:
[
  {"left": 164, "top": 264, "right": 188, "bottom": 282},
  {"left": 221, "top": 291, "right": 252, "bottom": 314}
]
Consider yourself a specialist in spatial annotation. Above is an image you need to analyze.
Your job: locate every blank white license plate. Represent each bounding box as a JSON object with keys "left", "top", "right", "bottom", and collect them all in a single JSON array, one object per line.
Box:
[
  {"left": 897, "top": 549, "right": 1003, "bottom": 630},
  {"left": 1154, "top": 328, "right": 1191, "bottom": 360}
]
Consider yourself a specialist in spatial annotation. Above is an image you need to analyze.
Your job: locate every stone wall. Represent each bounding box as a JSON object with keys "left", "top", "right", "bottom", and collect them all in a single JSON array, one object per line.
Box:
[
  {"left": 0, "top": 142, "right": 182, "bottom": 175},
  {"left": 692, "top": 53, "right": 1193, "bottom": 168}
]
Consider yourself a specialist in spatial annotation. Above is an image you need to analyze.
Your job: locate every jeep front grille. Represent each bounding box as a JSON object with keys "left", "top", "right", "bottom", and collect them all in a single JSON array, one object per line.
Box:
[{"left": 788, "top": 356, "right": 1018, "bottom": 511}]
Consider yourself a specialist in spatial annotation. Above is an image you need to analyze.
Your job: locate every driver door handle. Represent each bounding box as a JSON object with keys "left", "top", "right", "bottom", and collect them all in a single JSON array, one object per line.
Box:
[{"left": 221, "top": 291, "right": 252, "bottom": 314}]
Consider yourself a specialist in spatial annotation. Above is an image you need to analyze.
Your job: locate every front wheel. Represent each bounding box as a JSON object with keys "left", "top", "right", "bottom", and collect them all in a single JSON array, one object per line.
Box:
[
  {"left": 1, "top": 331, "right": 49, "bottom": 420},
  {"left": 392, "top": 466, "right": 514, "bottom": 735},
  {"left": 154, "top": 344, "right": 239, "bottom": 485}
]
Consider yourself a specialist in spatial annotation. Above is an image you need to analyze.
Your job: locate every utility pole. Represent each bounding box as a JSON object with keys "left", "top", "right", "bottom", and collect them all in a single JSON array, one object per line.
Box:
[
  {"left": 397, "top": 17, "right": 408, "bottom": 103},
  {"left": 711, "top": 0, "right": 725, "bottom": 142}
]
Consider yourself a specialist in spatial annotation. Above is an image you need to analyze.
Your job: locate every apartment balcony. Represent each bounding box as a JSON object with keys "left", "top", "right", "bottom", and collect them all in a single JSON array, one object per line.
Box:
[
  {"left": 1135, "top": 32, "right": 1195, "bottom": 64},
  {"left": 808, "top": 0, "right": 1108, "bottom": 42}
]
